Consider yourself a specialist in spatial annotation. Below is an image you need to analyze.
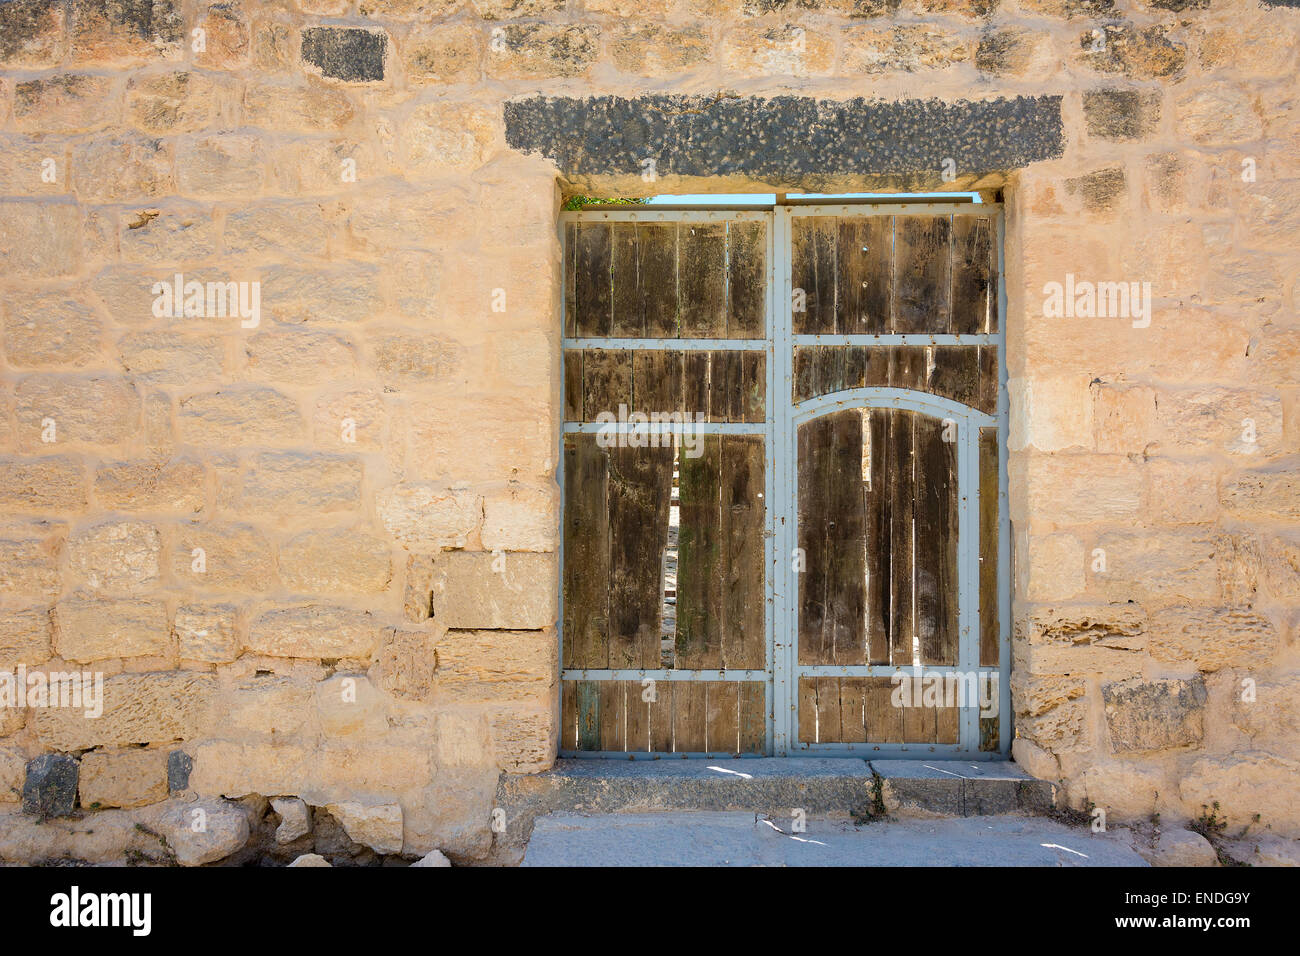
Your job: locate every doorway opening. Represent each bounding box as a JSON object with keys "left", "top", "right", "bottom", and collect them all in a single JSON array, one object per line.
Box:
[{"left": 558, "top": 193, "right": 1009, "bottom": 757}]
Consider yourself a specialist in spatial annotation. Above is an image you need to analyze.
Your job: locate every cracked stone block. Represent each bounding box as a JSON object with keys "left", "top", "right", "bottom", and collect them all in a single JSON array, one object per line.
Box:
[{"left": 22, "top": 753, "right": 79, "bottom": 817}]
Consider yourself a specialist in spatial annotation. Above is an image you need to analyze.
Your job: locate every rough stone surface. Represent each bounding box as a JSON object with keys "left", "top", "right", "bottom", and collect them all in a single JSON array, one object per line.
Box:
[
  {"left": 272, "top": 796, "right": 312, "bottom": 844},
  {"left": 504, "top": 95, "right": 1064, "bottom": 182},
  {"left": 78, "top": 749, "right": 167, "bottom": 809},
  {"left": 429, "top": 551, "right": 557, "bottom": 629},
  {"left": 288, "top": 852, "right": 332, "bottom": 867},
  {"left": 1102, "top": 678, "right": 1207, "bottom": 753},
  {"left": 301, "top": 28, "right": 387, "bottom": 82},
  {"left": 156, "top": 798, "right": 251, "bottom": 865},
  {"left": 22, "top": 754, "right": 78, "bottom": 818},
  {"left": 167, "top": 750, "right": 192, "bottom": 792},
  {"left": 325, "top": 801, "right": 404, "bottom": 854},
  {"left": 0, "top": 0, "right": 1296, "bottom": 864},
  {"left": 1138, "top": 829, "right": 1219, "bottom": 867},
  {"left": 412, "top": 848, "right": 452, "bottom": 867},
  {"left": 522, "top": 812, "right": 1148, "bottom": 867}
]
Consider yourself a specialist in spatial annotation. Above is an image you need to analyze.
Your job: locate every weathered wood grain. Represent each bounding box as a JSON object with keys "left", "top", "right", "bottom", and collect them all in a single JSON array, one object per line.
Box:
[
  {"left": 727, "top": 220, "right": 766, "bottom": 339},
  {"left": 563, "top": 435, "right": 609, "bottom": 669},
  {"left": 679, "top": 223, "right": 727, "bottom": 337}
]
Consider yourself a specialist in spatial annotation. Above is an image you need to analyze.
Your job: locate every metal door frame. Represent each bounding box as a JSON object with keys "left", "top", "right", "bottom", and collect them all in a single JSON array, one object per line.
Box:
[
  {"left": 772, "top": 202, "right": 1010, "bottom": 757},
  {"left": 557, "top": 206, "right": 777, "bottom": 758},
  {"left": 557, "top": 200, "right": 1010, "bottom": 758}
]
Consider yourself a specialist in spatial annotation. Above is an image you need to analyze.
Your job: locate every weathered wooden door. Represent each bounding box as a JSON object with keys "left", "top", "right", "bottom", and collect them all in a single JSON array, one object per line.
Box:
[{"left": 559, "top": 200, "right": 1008, "bottom": 757}]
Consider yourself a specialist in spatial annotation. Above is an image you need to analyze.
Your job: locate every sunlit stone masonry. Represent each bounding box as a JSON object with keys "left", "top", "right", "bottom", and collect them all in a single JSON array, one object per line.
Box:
[{"left": 0, "top": 0, "right": 1297, "bottom": 864}]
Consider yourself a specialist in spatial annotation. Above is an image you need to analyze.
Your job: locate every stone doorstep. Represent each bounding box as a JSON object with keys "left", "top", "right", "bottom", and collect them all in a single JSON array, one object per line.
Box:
[
  {"left": 494, "top": 758, "right": 1057, "bottom": 851},
  {"left": 520, "top": 813, "right": 1147, "bottom": 868}
]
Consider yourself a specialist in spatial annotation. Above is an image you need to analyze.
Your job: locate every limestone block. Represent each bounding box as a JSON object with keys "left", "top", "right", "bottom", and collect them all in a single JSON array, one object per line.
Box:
[
  {"left": 32, "top": 672, "right": 215, "bottom": 751},
  {"left": 272, "top": 796, "right": 311, "bottom": 844},
  {"left": 79, "top": 748, "right": 168, "bottom": 809},
  {"left": 157, "top": 798, "right": 250, "bottom": 865},
  {"left": 246, "top": 605, "right": 382, "bottom": 660},
  {"left": 429, "top": 551, "right": 557, "bottom": 629},
  {"left": 1103, "top": 677, "right": 1206, "bottom": 752},
  {"left": 325, "top": 801, "right": 403, "bottom": 854}
]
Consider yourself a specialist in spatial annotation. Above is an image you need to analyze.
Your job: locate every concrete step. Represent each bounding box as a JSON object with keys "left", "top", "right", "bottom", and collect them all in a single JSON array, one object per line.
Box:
[
  {"left": 521, "top": 812, "right": 1147, "bottom": 867},
  {"left": 873, "top": 759, "right": 1057, "bottom": 818},
  {"left": 494, "top": 758, "right": 1058, "bottom": 859}
]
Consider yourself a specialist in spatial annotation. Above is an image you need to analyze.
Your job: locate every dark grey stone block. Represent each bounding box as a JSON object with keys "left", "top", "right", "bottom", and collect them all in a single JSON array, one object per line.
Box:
[
  {"left": 22, "top": 753, "right": 79, "bottom": 818},
  {"left": 167, "top": 749, "right": 192, "bottom": 792},
  {"left": 503, "top": 94, "right": 1064, "bottom": 184},
  {"left": 301, "top": 27, "right": 386, "bottom": 82}
]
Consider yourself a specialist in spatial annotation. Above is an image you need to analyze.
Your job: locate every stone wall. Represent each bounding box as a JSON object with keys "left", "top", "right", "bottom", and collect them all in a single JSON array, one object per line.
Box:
[{"left": 0, "top": 0, "right": 1297, "bottom": 862}]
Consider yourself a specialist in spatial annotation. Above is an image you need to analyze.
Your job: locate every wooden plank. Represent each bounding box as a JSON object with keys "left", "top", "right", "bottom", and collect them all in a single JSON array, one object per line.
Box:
[
  {"left": 727, "top": 219, "right": 766, "bottom": 339},
  {"left": 679, "top": 222, "right": 727, "bottom": 337},
  {"left": 649, "top": 680, "right": 674, "bottom": 752},
  {"left": 978, "top": 345, "right": 998, "bottom": 416},
  {"left": 979, "top": 426, "right": 1000, "bottom": 668},
  {"left": 888, "top": 346, "right": 929, "bottom": 391},
  {"left": 563, "top": 351, "right": 583, "bottom": 421},
  {"left": 930, "top": 346, "right": 980, "bottom": 410},
  {"left": 839, "top": 677, "right": 868, "bottom": 744},
  {"left": 610, "top": 222, "right": 644, "bottom": 337},
  {"left": 843, "top": 345, "right": 867, "bottom": 390},
  {"left": 893, "top": 216, "right": 951, "bottom": 334},
  {"left": 574, "top": 222, "right": 612, "bottom": 337},
  {"left": 888, "top": 409, "right": 916, "bottom": 667},
  {"left": 865, "top": 677, "right": 903, "bottom": 743},
  {"left": 582, "top": 348, "right": 631, "bottom": 422},
  {"left": 561, "top": 679, "right": 576, "bottom": 751},
  {"left": 740, "top": 351, "right": 765, "bottom": 423},
  {"left": 673, "top": 680, "right": 708, "bottom": 751},
  {"left": 632, "top": 349, "right": 683, "bottom": 417},
  {"left": 980, "top": 715, "right": 1000, "bottom": 752},
  {"left": 812, "top": 345, "right": 845, "bottom": 398},
  {"left": 706, "top": 681, "right": 739, "bottom": 754},
  {"left": 826, "top": 409, "right": 866, "bottom": 665},
  {"left": 607, "top": 443, "right": 674, "bottom": 669},
  {"left": 902, "top": 693, "right": 936, "bottom": 744},
  {"left": 796, "top": 416, "right": 830, "bottom": 665},
  {"left": 864, "top": 345, "right": 891, "bottom": 387},
  {"left": 792, "top": 217, "right": 837, "bottom": 334},
  {"left": 817, "top": 677, "right": 842, "bottom": 743},
  {"left": 676, "top": 435, "right": 722, "bottom": 669},
  {"left": 709, "top": 350, "right": 735, "bottom": 424},
  {"left": 721, "top": 435, "right": 766, "bottom": 670},
  {"left": 797, "top": 677, "right": 818, "bottom": 743},
  {"left": 564, "top": 221, "right": 577, "bottom": 338},
  {"left": 915, "top": 413, "right": 958, "bottom": 666},
  {"left": 937, "top": 703, "right": 960, "bottom": 745},
  {"left": 576, "top": 679, "right": 601, "bottom": 751},
  {"left": 682, "top": 350, "right": 711, "bottom": 421},
  {"left": 599, "top": 679, "right": 626, "bottom": 751},
  {"left": 739, "top": 682, "right": 766, "bottom": 753},
  {"left": 725, "top": 350, "right": 749, "bottom": 424},
  {"left": 793, "top": 347, "right": 815, "bottom": 403},
  {"left": 562, "top": 435, "right": 609, "bottom": 669},
  {"left": 837, "top": 217, "right": 892, "bottom": 334},
  {"left": 951, "top": 215, "right": 995, "bottom": 335},
  {"left": 640, "top": 223, "right": 679, "bottom": 338},
  {"left": 865, "top": 409, "right": 891, "bottom": 665},
  {"left": 626, "top": 679, "right": 651, "bottom": 752}
]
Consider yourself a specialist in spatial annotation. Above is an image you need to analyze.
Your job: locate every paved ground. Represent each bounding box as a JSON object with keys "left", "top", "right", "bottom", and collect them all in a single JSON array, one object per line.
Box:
[{"left": 521, "top": 811, "right": 1149, "bottom": 867}]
